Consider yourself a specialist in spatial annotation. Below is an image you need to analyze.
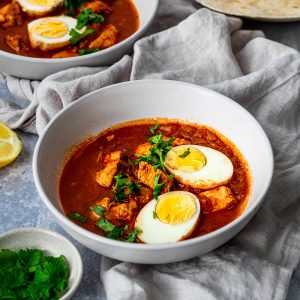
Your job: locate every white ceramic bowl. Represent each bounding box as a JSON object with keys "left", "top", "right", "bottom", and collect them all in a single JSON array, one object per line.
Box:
[
  {"left": 0, "top": 0, "right": 158, "bottom": 80},
  {"left": 0, "top": 227, "right": 83, "bottom": 300},
  {"left": 33, "top": 80, "right": 273, "bottom": 264}
]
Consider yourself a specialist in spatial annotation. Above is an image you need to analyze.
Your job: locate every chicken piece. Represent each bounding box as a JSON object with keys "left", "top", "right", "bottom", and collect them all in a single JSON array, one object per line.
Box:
[
  {"left": 52, "top": 49, "right": 79, "bottom": 58},
  {"left": 89, "top": 24, "right": 118, "bottom": 49},
  {"left": 135, "top": 162, "right": 172, "bottom": 193},
  {"left": 199, "top": 186, "right": 238, "bottom": 214},
  {"left": 90, "top": 197, "right": 111, "bottom": 221},
  {"left": 135, "top": 143, "right": 152, "bottom": 156},
  {"left": 172, "top": 137, "right": 189, "bottom": 146},
  {"left": 5, "top": 34, "right": 22, "bottom": 53},
  {"left": 0, "top": 2, "right": 22, "bottom": 27},
  {"left": 96, "top": 151, "right": 122, "bottom": 188},
  {"left": 137, "top": 185, "right": 153, "bottom": 205},
  {"left": 80, "top": 0, "right": 112, "bottom": 15},
  {"left": 106, "top": 199, "right": 137, "bottom": 224}
]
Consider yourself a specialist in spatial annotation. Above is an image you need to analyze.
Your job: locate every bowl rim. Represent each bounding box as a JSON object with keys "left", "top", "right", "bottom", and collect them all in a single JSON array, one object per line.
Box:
[
  {"left": 0, "top": 227, "right": 83, "bottom": 300},
  {"left": 33, "top": 79, "right": 274, "bottom": 251},
  {"left": 0, "top": 0, "right": 159, "bottom": 64}
]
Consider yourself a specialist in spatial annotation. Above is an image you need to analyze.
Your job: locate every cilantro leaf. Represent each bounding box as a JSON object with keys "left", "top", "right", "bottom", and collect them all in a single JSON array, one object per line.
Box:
[
  {"left": 79, "top": 48, "right": 100, "bottom": 55},
  {"left": 91, "top": 205, "right": 125, "bottom": 239},
  {"left": 64, "top": 0, "right": 85, "bottom": 15},
  {"left": 124, "top": 227, "right": 142, "bottom": 243},
  {"left": 69, "top": 28, "right": 94, "bottom": 45},
  {"left": 153, "top": 174, "right": 165, "bottom": 200},
  {"left": 179, "top": 148, "right": 190, "bottom": 158},
  {"left": 136, "top": 133, "right": 175, "bottom": 171},
  {"left": 67, "top": 212, "right": 87, "bottom": 223},
  {"left": 112, "top": 174, "right": 140, "bottom": 202},
  {"left": 152, "top": 211, "right": 157, "bottom": 219},
  {"left": 76, "top": 8, "right": 105, "bottom": 30},
  {"left": 149, "top": 123, "right": 160, "bottom": 134}
]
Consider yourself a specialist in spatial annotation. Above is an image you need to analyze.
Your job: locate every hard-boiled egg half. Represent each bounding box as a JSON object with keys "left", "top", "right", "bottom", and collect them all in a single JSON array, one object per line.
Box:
[
  {"left": 164, "top": 145, "right": 233, "bottom": 189},
  {"left": 135, "top": 191, "right": 200, "bottom": 244},
  {"left": 16, "top": 0, "right": 63, "bottom": 16},
  {"left": 28, "top": 16, "right": 83, "bottom": 51}
]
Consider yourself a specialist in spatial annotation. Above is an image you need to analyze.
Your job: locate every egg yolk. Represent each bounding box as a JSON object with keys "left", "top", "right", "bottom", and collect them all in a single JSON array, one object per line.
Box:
[
  {"left": 165, "top": 147, "right": 206, "bottom": 172},
  {"left": 31, "top": 19, "right": 68, "bottom": 39},
  {"left": 27, "top": 0, "right": 56, "bottom": 5},
  {"left": 155, "top": 193, "right": 197, "bottom": 225}
]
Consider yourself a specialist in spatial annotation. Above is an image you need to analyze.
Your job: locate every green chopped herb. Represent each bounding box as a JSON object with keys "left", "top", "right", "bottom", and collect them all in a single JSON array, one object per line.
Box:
[
  {"left": 91, "top": 205, "right": 125, "bottom": 239},
  {"left": 0, "top": 249, "right": 69, "bottom": 300},
  {"left": 76, "top": 8, "right": 105, "bottom": 30},
  {"left": 64, "top": 0, "right": 85, "bottom": 15},
  {"left": 67, "top": 212, "right": 87, "bottom": 223},
  {"left": 69, "top": 28, "right": 94, "bottom": 45},
  {"left": 135, "top": 133, "right": 175, "bottom": 171},
  {"left": 79, "top": 48, "right": 100, "bottom": 55},
  {"left": 124, "top": 227, "right": 142, "bottom": 243},
  {"left": 153, "top": 174, "right": 165, "bottom": 200},
  {"left": 149, "top": 123, "right": 160, "bottom": 134},
  {"left": 152, "top": 211, "right": 157, "bottom": 219},
  {"left": 179, "top": 148, "right": 190, "bottom": 158},
  {"left": 113, "top": 174, "right": 140, "bottom": 202}
]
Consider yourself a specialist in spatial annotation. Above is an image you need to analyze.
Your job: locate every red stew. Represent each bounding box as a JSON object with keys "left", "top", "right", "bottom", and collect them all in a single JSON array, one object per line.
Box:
[
  {"left": 59, "top": 120, "right": 251, "bottom": 243},
  {"left": 0, "top": 0, "right": 139, "bottom": 58}
]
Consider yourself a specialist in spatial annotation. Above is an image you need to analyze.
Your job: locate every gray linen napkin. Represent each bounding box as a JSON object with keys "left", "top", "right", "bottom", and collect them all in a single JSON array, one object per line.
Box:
[{"left": 1, "top": 2, "right": 300, "bottom": 300}]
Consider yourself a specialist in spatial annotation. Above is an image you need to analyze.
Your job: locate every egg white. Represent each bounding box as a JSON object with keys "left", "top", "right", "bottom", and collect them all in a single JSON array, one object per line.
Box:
[
  {"left": 135, "top": 191, "right": 200, "bottom": 244},
  {"left": 28, "top": 16, "right": 83, "bottom": 51},
  {"left": 16, "top": 0, "right": 63, "bottom": 16},
  {"left": 165, "top": 145, "right": 234, "bottom": 189}
]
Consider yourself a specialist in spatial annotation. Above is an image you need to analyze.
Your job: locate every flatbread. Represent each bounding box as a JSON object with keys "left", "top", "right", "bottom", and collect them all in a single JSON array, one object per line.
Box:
[{"left": 197, "top": 0, "right": 300, "bottom": 20}]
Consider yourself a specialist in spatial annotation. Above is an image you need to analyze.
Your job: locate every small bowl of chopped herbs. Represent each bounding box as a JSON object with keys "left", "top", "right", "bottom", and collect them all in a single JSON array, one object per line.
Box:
[{"left": 0, "top": 227, "right": 83, "bottom": 300}]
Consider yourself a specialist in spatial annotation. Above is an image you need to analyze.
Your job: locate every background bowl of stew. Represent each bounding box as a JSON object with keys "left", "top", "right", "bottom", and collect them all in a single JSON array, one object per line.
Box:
[
  {"left": 33, "top": 80, "right": 274, "bottom": 264},
  {"left": 0, "top": 0, "right": 158, "bottom": 80}
]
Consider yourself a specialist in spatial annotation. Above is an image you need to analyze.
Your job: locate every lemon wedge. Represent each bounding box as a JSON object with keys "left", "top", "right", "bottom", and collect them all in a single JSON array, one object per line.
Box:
[{"left": 0, "top": 122, "right": 22, "bottom": 168}]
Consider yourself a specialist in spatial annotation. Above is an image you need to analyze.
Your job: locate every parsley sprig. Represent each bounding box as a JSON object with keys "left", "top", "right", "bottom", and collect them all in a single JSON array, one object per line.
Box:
[
  {"left": 113, "top": 174, "right": 140, "bottom": 202},
  {"left": 153, "top": 174, "right": 173, "bottom": 200},
  {"left": 68, "top": 212, "right": 87, "bottom": 223},
  {"left": 91, "top": 205, "right": 126, "bottom": 239},
  {"left": 0, "top": 249, "right": 69, "bottom": 300},
  {"left": 136, "top": 133, "right": 175, "bottom": 171},
  {"left": 76, "top": 8, "right": 105, "bottom": 29},
  {"left": 64, "top": 0, "right": 85, "bottom": 15},
  {"left": 69, "top": 28, "right": 94, "bottom": 45},
  {"left": 79, "top": 48, "right": 100, "bottom": 55},
  {"left": 124, "top": 227, "right": 142, "bottom": 243},
  {"left": 90, "top": 205, "right": 142, "bottom": 242},
  {"left": 149, "top": 123, "right": 160, "bottom": 134},
  {"left": 179, "top": 148, "right": 190, "bottom": 158}
]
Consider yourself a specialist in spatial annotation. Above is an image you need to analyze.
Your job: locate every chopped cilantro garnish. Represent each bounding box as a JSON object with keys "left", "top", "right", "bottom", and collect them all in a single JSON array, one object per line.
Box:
[
  {"left": 0, "top": 249, "right": 69, "bottom": 300},
  {"left": 153, "top": 211, "right": 157, "bottom": 219},
  {"left": 124, "top": 227, "right": 142, "bottom": 243},
  {"left": 67, "top": 212, "right": 87, "bottom": 223},
  {"left": 136, "top": 134, "right": 175, "bottom": 171},
  {"left": 179, "top": 148, "right": 190, "bottom": 158},
  {"left": 113, "top": 174, "right": 140, "bottom": 202},
  {"left": 69, "top": 28, "right": 94, "bottom": 45},
  {"left": 76, "top": 8, "right": 105, "bottom": 30},
  {"left": 149, "top": 123, "right": 160, "bottom": 134},
  {"left": 153, "top": 173, "right": 165, "bottom": 200},
  {"left": 64, "top": 0, "right": 85, "bottom": 15},
  {"left": 91, "top": 205, "right": 125, "bottom": 239},
  {"left": 79, "top": 48, "right": 100, "bottom": 55}
]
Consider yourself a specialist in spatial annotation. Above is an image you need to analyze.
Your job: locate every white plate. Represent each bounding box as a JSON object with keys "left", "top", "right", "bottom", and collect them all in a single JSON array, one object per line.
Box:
[{"left": 196, "top": 0, "right": 300, "bottom": 22}]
